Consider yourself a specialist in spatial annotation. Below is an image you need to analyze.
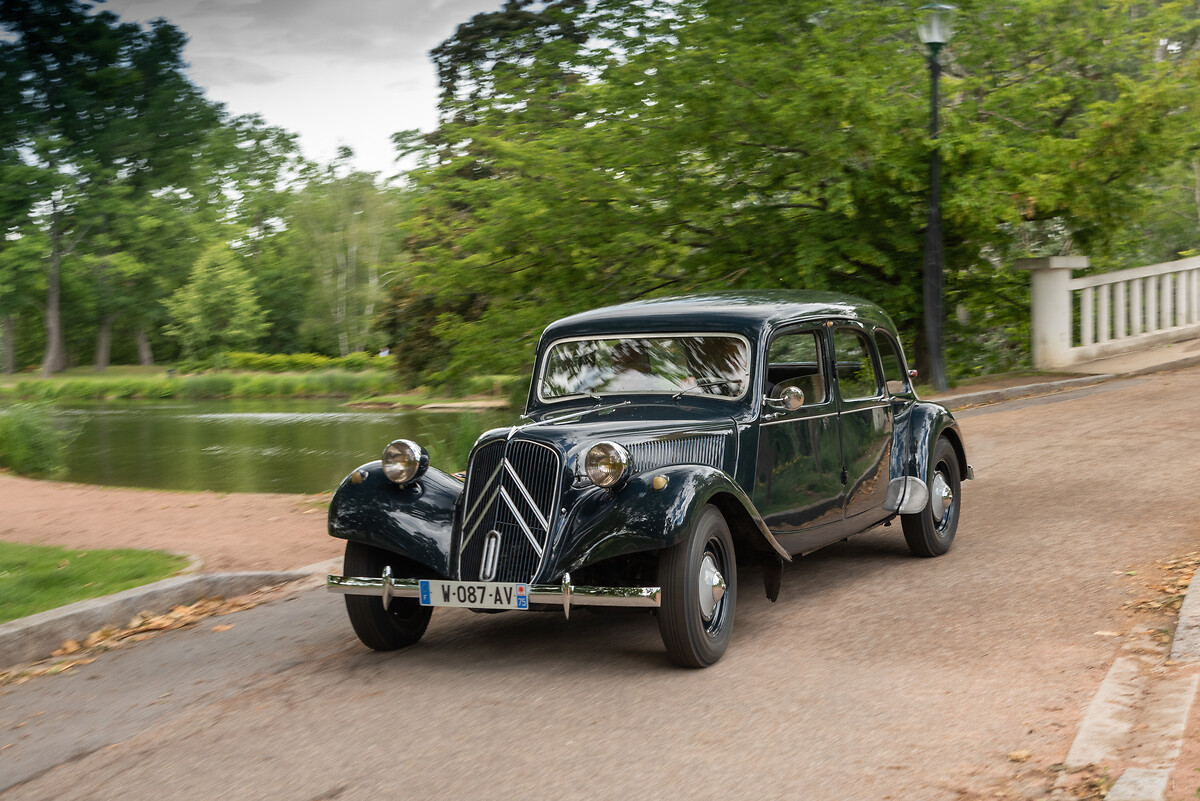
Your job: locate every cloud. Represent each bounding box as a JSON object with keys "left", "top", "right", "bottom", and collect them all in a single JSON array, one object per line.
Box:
[
  {"left": 99, "top": 0, "right": 502, "bottom": 173},
  {"left": 192, "top": 54, "right": 283, "bottom": 87}
]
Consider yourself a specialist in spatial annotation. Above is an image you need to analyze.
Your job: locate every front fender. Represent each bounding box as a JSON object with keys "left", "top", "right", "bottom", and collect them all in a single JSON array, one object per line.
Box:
[
  {"left": 327, "top": 461, "right": 462, "bottom": 578},
  {"left": 545, "top": 465, "right": 789, "bottom": 578}
]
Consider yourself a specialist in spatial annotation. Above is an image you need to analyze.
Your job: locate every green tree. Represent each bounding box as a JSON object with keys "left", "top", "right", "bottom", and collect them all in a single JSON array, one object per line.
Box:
[
  {"left": 398, "top": 0, "right": 1200, "bottom": 383},
  {"left": 0, "top": 0, "right": 222, "bottom": 374},
  {"left": 286, "top": 148, "right": 401, "bottom": 356},
  {"left": 163, "top": 243, "right": 267, "bottom": 358},
  {"left": 0, "top": 229, "right": 47, "bottom": 373}
]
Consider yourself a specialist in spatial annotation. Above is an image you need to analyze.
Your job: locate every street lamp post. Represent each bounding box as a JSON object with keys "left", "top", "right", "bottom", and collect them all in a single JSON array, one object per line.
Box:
[{"left": 918, "top": 3, "right": 954, "bottom": 393}]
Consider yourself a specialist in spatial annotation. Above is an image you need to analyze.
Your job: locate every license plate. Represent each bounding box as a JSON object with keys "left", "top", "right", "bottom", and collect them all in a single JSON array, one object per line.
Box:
[{"left": 418, "top": 580, "right": 530, "bottom": 610}]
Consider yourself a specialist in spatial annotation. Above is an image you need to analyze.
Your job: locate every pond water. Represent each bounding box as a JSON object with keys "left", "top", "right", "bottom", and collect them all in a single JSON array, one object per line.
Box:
[{"left": 54, "top": 400, "right": 514, "bottom": 495}]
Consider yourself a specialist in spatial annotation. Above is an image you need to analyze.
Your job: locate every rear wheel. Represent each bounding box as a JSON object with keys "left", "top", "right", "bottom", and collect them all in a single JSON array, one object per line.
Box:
[
  {"left": 342, "top": 541, "right": 432, "bottom": 651},
  {"left": 901, "top": 437, "right": 961, "bottom": 558},
  {"left": 657, "top": 505, "right": 737, "bottom": 668}
]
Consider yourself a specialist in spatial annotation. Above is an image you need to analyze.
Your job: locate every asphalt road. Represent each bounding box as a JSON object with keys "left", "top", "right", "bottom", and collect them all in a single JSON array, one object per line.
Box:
[{"left": 4, "top": 368, "right": 1200, "bottom": 801}]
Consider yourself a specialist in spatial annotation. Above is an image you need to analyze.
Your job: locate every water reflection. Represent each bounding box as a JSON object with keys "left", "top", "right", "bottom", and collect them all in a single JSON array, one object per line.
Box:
[{"left": 56, "top": 399, "right": 513, "bottom": 494}]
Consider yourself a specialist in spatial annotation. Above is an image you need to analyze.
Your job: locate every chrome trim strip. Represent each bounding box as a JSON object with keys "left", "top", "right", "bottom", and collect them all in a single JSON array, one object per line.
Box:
[
  {"left": 461, "top": 458, "right": 504, "bottom": 546},
  {"left": 327, "top": 574, "right": 662, "bottom": 615},
  {"left": 500, "top": 485, "right": 543, "bottom": 557},
  {"left": 461, "top": 486, "right": 500, "bottom": 550},
  {"left": 758, "top": 409, "right": 839, "bottom": 427},
  {"left": 503, "top": 458, "right": 551, "bottom": 531}
]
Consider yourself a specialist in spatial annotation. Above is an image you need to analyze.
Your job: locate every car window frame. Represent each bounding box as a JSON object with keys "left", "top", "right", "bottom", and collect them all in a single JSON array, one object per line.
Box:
[
  {"left": 829, "top": 324, "right": 885, "bottom": 402},
  {"left": 535, "top": 331, "right": 754, "bottom": 405},
  {"left": 871, "top": 327, "right": 913, "bottom": 396}
]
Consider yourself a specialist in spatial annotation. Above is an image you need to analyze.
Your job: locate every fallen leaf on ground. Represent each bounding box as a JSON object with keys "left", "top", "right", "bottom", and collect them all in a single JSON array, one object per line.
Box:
[
  {"left": 211, "top": 624, "right": 234, "bottom": 632},
  {"left": 1007, "top": 750, "right": 1032, "bottom": 763}
]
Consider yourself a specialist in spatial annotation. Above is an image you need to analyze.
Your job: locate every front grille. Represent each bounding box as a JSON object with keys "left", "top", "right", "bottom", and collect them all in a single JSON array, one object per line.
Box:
[
  {"left": 459, "top": 439, "right": 561, "bottom": 583},
  {"left": 628, "top": 434, "right": 725, "bottom": 473}
]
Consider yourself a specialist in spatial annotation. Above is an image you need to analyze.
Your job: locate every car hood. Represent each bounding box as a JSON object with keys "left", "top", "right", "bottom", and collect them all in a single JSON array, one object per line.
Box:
[{"left": 474, "top": 401, "right": 740, "bottom": 479}]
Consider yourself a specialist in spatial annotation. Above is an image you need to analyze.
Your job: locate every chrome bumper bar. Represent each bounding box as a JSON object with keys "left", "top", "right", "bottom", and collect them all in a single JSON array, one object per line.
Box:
[{"left": 327, "top": 567, "right": 660, "bottom": 620}]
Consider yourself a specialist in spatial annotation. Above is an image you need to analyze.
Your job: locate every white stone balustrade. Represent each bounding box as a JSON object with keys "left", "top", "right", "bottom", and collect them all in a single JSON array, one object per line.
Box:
[{"left": 1017, "top": 255, "right": 1200, "bottom": 369}]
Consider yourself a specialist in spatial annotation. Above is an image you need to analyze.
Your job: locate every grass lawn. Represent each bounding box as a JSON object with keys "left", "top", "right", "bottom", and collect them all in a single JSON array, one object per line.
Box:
[{"left": 0, "top": 542, "right": 189, "bottom": 624}]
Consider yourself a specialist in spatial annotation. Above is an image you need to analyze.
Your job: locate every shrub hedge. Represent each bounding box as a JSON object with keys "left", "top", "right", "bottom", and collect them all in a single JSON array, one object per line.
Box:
[
  {"left": 177, "top": 351, "right": 394, "bottom": 373},
  {"left": 1, "top": 371, "right": 396, "bottom": 402},
  {"left": 0, "top": 402, "right": 73, "bottom": 477}
]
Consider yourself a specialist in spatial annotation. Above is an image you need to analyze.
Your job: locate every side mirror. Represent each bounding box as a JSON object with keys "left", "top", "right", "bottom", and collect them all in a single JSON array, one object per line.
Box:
[
  {"left": 765, "top": 385, "right": 804, "bottom": 411},
  {"left": 781, "top": 386, "right": 804, "bottom": 411}
]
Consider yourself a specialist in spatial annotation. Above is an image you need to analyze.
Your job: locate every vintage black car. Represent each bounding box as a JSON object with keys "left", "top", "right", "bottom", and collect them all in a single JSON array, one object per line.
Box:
[{"left": 327, "top": 292, "right": 972, "bottom": 667}]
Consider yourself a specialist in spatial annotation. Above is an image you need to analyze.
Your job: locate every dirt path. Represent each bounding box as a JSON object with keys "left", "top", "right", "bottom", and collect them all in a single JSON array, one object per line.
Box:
[
  {"left": 0, "top": 474, "right": 342, "bottom": 573},
  {"left": 3, "top": 369, "right": 1200, "bottom": 799}
]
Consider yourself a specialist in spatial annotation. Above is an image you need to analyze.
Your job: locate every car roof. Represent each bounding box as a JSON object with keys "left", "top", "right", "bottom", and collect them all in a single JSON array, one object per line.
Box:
[{"left": 539, "top": 291, "right": 898, "bottom": 342}]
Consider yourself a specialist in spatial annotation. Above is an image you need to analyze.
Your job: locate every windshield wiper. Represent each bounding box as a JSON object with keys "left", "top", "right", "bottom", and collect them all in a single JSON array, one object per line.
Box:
[{"left": 672, "top": 377, "right": 743, "bottom": 401}]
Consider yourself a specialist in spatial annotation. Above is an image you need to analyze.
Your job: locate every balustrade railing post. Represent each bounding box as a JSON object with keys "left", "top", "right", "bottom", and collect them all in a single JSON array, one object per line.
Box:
[
  {"left": 1131, "top": 279, "right": 1143, "bottom": 335},
  {"left": 1017, "top": 256, "right": 1087, "bottom": 369},
  {"left": 1147, "top": 277, "right": 1159, "bottom": 333},
  {"left": 1115, "top": 281, "right": 1128, "bottom": 339},
  {"left": 1098, "top": 284, "right": 1111, "bottom": 343}
]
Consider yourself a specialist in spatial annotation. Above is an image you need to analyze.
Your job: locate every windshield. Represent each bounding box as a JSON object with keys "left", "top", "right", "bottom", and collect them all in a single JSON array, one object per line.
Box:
[{"left": 539, "top": 334, "right": 750, "bottom": 401}]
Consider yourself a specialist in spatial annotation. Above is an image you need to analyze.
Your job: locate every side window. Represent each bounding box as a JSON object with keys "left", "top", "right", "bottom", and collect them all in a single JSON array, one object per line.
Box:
[
  {"left": 765, "top": 330, "right": 828, "bottom": 405},
  {"left": 873, "top": 330, "right": 909, "bottom": 394},
  {"left": 831, "top": 328, "right": 881, "bottom": 400}
]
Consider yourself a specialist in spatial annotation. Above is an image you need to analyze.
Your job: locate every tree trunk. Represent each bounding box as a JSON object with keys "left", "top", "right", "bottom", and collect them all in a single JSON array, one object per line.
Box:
[
  {"left": 136, "top": 326, "right": 154, "bottom": 366},
  {"left": 2, "top": 315, "right": 15, "bottom": 375},
  {"left": 41, "top": 203, "right": 68, "bottom": 376},
  {"left": 41, "top": 253, "right": 66, "bottom": 376},
  {"left": 94, "top": 314, "right": 117, "bottom": 372}
]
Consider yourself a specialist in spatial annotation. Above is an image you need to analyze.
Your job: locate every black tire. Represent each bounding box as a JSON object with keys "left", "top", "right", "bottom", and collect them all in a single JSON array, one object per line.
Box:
[
  {"left": 657, "top": 505, "right": 737, "bottom": 668},
  {"left": 901, "top": 436, "right": 962, "bottom": 558},
  {"left": 342, "top": 541, "right": 432, "bottom": 651}
]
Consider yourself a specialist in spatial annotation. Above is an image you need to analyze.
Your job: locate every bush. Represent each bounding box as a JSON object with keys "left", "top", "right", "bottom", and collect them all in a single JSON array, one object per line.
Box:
[
  {"left": 136, "top": 379, "right": 177, "bottom": 400},
  {"left": 464, "top": 374, "right": 525, "bottom": 397},
  {"left": 218, "top": 350, "right": 390, "bottom": 373},
  {"left": 181, "top": 374, "right": 235, "bottom": 399},
  {"left": 0, "top": 402, "right": 73, "bottom": 477}
]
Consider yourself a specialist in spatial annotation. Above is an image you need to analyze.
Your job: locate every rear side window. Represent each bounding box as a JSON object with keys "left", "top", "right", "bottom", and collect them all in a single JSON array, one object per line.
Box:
[
  {"left": 831, "top": 328, "right": 881, "bottom": 400},
  {"left": 765, "top": 330, "right": 828, "bottom": 404},
  {"left": 873, "top": 331, "right": 909, "bottom": 393}
]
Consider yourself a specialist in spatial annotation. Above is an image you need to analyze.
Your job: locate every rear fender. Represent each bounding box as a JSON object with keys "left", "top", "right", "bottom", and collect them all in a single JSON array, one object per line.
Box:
[
  {"left": 546, "top": 465, "right": 789, "bottom": 577},
  {"left": 327, "top": 461, "right": 461, "bottom": 578},
  {"left": 886, "top": 401, "right": 968, "bottom": 512}
]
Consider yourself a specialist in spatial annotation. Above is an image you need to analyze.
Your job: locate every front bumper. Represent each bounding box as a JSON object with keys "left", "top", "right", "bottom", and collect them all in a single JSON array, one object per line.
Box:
[{"left": 327, "top": 567, "right": 661, "bottom": 620}]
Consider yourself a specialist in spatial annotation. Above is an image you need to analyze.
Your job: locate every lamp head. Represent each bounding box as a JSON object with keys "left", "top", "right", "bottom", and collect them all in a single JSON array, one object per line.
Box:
[{"left": 918, "top": 4, "right": 956, "bottom": 48}]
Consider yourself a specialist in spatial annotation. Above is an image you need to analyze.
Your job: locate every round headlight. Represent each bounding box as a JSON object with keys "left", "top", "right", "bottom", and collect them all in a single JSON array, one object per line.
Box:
[
  {"left": 382, "top": 439, "right": 429, "bottom": 485},
  {"left": 585, "top": 441, "right": 632, "bottom": 488}
]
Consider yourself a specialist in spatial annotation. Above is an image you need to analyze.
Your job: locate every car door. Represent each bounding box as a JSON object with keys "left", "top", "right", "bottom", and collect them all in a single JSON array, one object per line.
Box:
[
  {"left": 752, "top": 327, "right": 845, "bottom": 554},
  {"left": 830, "top": 325, "right": 893, "bottom": 521}
]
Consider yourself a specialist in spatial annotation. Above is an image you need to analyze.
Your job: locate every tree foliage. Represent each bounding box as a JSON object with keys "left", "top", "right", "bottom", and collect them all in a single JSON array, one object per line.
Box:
[
  {"left": 392, "top": 0, "right": 1200, "bottom": 383},
  {"left": 163, "top": 243, "right": 267, "bottom": 358}
]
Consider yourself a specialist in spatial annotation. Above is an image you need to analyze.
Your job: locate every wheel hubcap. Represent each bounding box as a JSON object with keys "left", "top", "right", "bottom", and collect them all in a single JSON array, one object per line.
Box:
[
  {"left": 930, "top": 471, "right": 953, "bottom": 524},
  {"left": 697, "top": 552, "right": 726, "bottom": 622}
]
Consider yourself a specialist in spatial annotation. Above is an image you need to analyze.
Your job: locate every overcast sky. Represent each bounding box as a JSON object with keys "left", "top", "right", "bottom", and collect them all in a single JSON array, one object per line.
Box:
[{"left": 104, "top": 0, "right": 503, "bottom": 177}]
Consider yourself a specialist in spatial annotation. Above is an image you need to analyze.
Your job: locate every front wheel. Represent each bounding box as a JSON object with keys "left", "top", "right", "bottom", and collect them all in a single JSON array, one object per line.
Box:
[
  {"left": 342, "top": 541, "right": 432, "bottom": 651},
  {"left": 901, "top": 436, "right": 962, "bottom": 558},
  {"left": 657, "top": 505, "right": 737, "bottom": 668}
]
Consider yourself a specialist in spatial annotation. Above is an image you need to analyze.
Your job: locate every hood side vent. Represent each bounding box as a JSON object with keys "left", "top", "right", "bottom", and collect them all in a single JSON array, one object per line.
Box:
[{"left": 627, "top": 434, "right": 725, "bottom": 474}]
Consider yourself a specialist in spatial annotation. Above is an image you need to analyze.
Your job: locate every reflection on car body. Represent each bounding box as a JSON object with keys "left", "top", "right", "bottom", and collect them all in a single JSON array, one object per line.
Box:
[{"left": 326, "top": 291, "right": 972, "bottom": 667}]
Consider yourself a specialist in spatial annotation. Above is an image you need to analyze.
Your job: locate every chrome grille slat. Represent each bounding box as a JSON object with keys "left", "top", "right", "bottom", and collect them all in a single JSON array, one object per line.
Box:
[{"left": 458, "top": 438, "right": 560, "bottom": 583}]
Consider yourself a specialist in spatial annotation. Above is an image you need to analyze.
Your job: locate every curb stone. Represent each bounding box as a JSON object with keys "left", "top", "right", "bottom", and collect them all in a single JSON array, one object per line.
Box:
[
  {"left": 1170, "top": 575, "right": 1200, "bottom": 662},
  {"left": 1053, "top": 560, "right": 1200, "bottom": 801},
  {"left": 931, "top": 374, "right": 1115, "bottom": 411},
  {"left": 0, "top": 569, "right": 314, "bottom": 669}
]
